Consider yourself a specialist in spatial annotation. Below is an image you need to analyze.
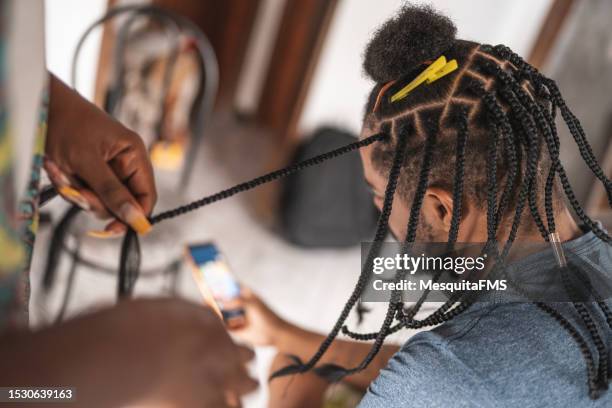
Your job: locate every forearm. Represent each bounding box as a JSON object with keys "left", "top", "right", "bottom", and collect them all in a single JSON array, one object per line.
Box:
[{"left": 273, "top": 322, "right": 398, "bottom": 389}]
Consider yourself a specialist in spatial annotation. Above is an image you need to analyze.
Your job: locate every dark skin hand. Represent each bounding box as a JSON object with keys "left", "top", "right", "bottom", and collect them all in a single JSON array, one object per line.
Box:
[
  {"left": 0, "top": 299, "right": 257, "bottom": 408},
  {"left": 44, "top": 74, "right": 156, "bottom": 237},
  {"left": 0, "top": 74, "right": 257, "bottom": 407}
]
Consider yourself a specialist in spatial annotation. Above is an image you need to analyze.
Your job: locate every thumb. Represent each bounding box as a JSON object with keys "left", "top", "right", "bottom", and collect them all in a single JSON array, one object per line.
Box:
[{"left": 75, "top": 159, "right": 152, "bottom": 234}]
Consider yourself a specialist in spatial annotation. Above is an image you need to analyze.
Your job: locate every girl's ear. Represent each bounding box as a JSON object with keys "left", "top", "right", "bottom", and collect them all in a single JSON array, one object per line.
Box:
[{"left": 422, "top": 187, "right": 456, "bottom": 232}]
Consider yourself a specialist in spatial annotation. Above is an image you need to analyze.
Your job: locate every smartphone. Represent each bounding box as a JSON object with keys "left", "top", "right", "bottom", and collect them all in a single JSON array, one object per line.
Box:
[{"left": 186, "top": 242, "right": 246, "bottom": 328}]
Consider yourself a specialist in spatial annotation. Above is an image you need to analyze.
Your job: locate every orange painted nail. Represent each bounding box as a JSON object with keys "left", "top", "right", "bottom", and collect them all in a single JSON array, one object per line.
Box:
[
  {"left": 44, "top": 158, "right": 72, "bottom": 186},
  {"left": 87, "top": 230, "right": 121, "bottom": 239},
  {"left": 119, "top": 203, "right": 152, "bottom": 235},
  {"left": 59, "top": 186, "right": 91, "bottom": 211}
]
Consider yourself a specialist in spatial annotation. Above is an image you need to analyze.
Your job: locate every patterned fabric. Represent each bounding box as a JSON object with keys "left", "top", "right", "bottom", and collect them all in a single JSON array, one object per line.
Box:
[
  {"left": 16, "top": 90, "right": 48, "bottom": 326},
  {"left": 0, "top": 0, "right": 48, "bottom": 331}
]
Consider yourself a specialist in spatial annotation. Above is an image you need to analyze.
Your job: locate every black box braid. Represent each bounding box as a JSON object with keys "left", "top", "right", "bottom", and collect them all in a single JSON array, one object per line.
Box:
[{"left": 485, "top": 62, "right": 610, "bottom": 395}]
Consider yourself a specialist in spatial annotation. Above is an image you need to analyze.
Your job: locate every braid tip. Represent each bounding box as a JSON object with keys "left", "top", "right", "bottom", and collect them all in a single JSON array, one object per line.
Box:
[
  {"left": 549, "top": 232, "right": 567, "bottom": 267},
  {"left": 269, "top": 354, "right": 308, "bottom": 380},
  {"left": 313, "top": 363, "right": 353, "bottom": 383}
]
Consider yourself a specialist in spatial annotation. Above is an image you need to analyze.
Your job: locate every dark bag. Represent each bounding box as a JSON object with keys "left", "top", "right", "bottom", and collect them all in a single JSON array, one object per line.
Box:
[{"left": 280, "top": 127, "right": 379, "bottom": 247}]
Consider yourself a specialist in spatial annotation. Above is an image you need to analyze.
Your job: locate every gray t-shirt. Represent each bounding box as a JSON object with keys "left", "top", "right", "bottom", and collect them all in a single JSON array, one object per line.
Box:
[{"left": 359, "top": 230, "right": 612, "bottom": 407}]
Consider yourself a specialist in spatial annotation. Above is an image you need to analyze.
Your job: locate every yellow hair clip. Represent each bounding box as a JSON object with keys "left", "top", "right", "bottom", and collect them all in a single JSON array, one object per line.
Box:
[
  {"left": 426, "top": 59, "right": 458, "bottom": 83},
  {"left": 390, "top": 55, "right": 459, "bottom": 103}
]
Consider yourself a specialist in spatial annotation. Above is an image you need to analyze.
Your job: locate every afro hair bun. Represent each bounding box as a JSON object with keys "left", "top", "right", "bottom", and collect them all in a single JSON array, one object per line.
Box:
[{"left": 363, "top": 4, "right": 457, "bottom": 83}]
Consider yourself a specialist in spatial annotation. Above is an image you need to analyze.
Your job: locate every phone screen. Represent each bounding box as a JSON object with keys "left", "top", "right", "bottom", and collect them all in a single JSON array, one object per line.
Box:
[{"left": 187, "top": 243, "right": 246, "bottom": 328}]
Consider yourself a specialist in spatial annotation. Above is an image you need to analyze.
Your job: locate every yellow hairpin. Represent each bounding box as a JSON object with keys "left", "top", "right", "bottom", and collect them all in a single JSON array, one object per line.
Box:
[{"left": 390, "top": 56, "right": 458, "bottom": 103}]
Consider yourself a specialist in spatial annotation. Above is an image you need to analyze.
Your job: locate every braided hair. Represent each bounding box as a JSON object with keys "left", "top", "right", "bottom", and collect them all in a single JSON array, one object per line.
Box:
[
  {"left": 332, "top": 5, "right": 612, "bottom": 398},
  {"left": 118, "top": 4, "right": 612, "bottom": 399}
]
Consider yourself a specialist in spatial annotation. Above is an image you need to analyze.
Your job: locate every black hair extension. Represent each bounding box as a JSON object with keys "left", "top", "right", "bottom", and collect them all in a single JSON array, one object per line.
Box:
[
  {"left": 355, "top": 302, "right": 371, "bottom": 325},
  {"left": 528, "top": 177, "right": 549, "bottom": 239},
  {"left": 342, "top": 109, "right": 470, "bottom": 343},
  {"left": 344, "top": 101, "right": 480, "bottom": 343},
  {"left": 479, "top": 88, "right": 532, "bottom": 300},
  {"left": 598, "top": 300, "right": 612, "bottom": 331},
  {"left": 117, "top": 133, "right": 387, "bottom": 297},
  {"left": 536, "top": 302, "right": 601, "bottom": 399},
  {"left": 394, "top": 108, "right": 470, "bottom": 324},
  {"left": 42, "top": 205, "right": 82, "bottom": 292},
  {"left": 492, "top": 44, "right": 612, "bottom": 208},
  {"left": 546, "top": 82, "right": 612, "bottom": 206},
  {"left": 405, "top": 112, "right": 438, "bottom": 243},
  {"left": 150, "top": 133, "right": 386, "bottom": 224},
  {"left": 118, "top": 229, "right": 140, "bottom": 299},
  {"left": 271, "top": 125, "right": 407, "bottom": 379},
  {"left": 342, "top": 291, "right": 471, "bottom": 340},
  {"left": 481, "top": 90, "right": 519, "bottom": 227},
  {"left": 448, "top": 108, "right": 469, "bottom": 245},
  {"left": 476, "top": 86, "right": 533, "bottom": 258},
  {"left": 313, "top": 113, "right": 449, "bottom": 381},
  {"left": 488, "top": 55, "right": 611, "bottom": 393},
  {"left": 402, "top": 293, "right": 471, "bottom": 328},
  {"left": 493, "top": 64, "right": 612, "bottom": 342},
  {"left": 534, "top": 93, "right": 609, "bottom": 244},
  {"left": 492, "top": 64, "right": 559, "bottom": 235},
  {"left": 347, "top": 113, "right": 441, "bottom": 374},
  {"left": 402, "top": 108, "right": 471, "bottom": 320},
  {"left": 525, "top": 113, "right": 610, "bottom": 392},
  {"left": 574, "top": 300, "right": 609, "bottom": 389},
  {"left": 493, "top": 84, "right": 549, "bottom": 241},
  {"left": 538, "top": 92, "right": 560, "bottom": 234},
  {"left": 541, "top": 109, "right": 611, "bottom": 243},
  {"left": 398, "top": 108, "right": 471, "bottom": 327},
  {"left": 485, "top": 112, "right": 500, "bottom": 242},
  {"left": 493, "top": 69, "right": 611, "bottom": 361}
]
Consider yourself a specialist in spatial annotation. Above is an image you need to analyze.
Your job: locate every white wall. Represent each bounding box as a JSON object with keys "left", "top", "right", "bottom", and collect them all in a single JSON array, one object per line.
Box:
[
  {"left": 235, "top": 0, "right": 287, "bottom": 114},
  {"left": 45, "top": 0, "right": 107, "bottom": 100},
  {"left": 298, "top": 0, "right": 553, "bottom": 136}
]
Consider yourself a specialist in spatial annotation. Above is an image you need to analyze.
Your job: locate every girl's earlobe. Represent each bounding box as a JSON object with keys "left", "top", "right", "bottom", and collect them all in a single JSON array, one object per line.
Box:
[{"left": 437, "top": 203, "right": 451, "bottom": 232}]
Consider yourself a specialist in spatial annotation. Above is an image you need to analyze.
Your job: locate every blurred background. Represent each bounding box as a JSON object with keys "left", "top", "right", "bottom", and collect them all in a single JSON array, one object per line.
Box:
[{"left": 33, "top": 0, "right": 611, "bottom": 406}]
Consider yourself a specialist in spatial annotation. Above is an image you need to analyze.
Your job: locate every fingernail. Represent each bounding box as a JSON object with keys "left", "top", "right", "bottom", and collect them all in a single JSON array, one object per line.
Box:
[
  {"left": 44, "top": 158, "right": 71, "bottom": 186},
  {"left": 57, "top": 173, "right": 71, "bottom": 186},
  {"left": 87, "top": 230, "right": 121, "bottom": 239},
  {"left": 119, "top": 203, "right": 152, "bottom": 235},
  {"left": 59, "top": 186, "right": 91, "bottom": 211}
]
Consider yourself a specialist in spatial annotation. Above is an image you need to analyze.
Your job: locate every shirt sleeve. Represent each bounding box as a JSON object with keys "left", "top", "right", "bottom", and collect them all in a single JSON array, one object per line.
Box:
[{"left": 358, "top": 335, "right": 496, "bottom": 408}]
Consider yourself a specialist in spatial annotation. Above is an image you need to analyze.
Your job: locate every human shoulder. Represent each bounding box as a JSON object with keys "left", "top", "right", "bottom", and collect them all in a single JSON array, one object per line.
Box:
[
  {"left": 359, "top": 330, "right": 495, "bottom": 407},
  {"left": 358, "top": 304, "right": 531, "bottom": 407}
]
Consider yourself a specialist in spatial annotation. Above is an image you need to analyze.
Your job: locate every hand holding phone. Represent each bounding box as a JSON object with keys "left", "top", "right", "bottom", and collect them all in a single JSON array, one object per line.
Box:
[{"left": 186, "top": 242, "right": 246, "bottom": 329}]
